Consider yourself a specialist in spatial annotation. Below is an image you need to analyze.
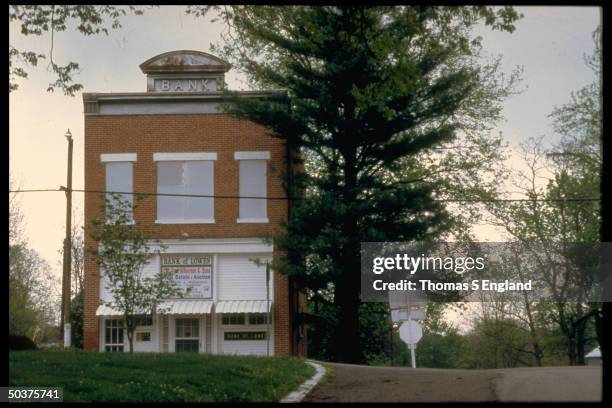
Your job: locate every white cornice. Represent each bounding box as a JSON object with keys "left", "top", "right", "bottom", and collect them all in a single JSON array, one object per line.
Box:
[{"left": 100, "top": 153, "right": 137, "bottom": 162}]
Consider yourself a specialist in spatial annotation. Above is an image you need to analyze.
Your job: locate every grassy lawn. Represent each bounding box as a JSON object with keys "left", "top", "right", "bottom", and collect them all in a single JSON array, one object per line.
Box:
[{"left": 9, "top": 350, "right": 314, "bottom": 402}]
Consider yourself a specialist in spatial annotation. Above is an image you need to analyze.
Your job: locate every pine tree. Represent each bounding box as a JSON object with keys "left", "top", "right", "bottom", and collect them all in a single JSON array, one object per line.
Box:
[{"left": 195, "top": 6, "right": 522, "bottom": 362}]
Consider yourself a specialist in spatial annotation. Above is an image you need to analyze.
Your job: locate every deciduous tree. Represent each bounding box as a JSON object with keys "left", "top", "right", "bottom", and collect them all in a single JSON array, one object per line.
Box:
[{"left": 89, "top": 194, "right": 183, "bottom": 353}]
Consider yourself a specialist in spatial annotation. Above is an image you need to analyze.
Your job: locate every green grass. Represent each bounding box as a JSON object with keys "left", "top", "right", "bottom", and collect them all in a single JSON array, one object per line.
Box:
[{"left": 9, "top": 350, "right": 315, "bottom": 402}]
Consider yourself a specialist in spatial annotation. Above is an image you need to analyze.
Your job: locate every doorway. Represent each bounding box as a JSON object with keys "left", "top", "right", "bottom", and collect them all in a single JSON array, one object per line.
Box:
[{"left": 175, "top": 318, "right": 200, "bottom": 352}]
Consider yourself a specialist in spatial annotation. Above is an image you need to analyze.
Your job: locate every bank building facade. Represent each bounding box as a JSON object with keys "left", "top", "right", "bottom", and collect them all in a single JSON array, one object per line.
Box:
[{"left": 83, "top": 50, "right": 307, "bottom": 356}]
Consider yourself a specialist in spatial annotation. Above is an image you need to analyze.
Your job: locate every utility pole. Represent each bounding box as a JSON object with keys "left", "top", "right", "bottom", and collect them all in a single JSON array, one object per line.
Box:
[{"left": 61, "top": 129, "right": 73, "bottom": 348}]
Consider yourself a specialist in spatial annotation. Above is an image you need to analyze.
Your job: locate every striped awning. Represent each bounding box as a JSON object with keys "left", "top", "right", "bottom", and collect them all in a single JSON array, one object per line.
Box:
[
  {"left": 95, "top": 300, "right": 213, "bottom": 316},
  {"left": 215, "top": 300, "right": 272, "bottom": 314}
]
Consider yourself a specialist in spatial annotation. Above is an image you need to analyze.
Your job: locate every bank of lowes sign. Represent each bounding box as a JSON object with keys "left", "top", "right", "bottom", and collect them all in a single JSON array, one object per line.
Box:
[{"left": 161, "top": 255, "right": 212, "bottom": 299}]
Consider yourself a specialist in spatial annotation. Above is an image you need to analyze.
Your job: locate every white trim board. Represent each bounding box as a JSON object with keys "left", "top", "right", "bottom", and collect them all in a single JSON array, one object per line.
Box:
[
  {"left": 153, "top": 152, "right": 218, "bottom": 161},
  {"left": 150, "top": 238, "right": 274, "bottom": 254},
  {"left": 100, "top": 153, "right": 137, "bottom": 162},
  {"left": 234, "top": 151, "right": 271, "bottom": 160}
]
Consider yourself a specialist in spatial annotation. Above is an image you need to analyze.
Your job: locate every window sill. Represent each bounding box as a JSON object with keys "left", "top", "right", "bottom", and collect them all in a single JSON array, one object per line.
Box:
[
  {"left": 155, "top": 219, "right": 215, "bottom": 224},
  {"left": 105, "top": 219, "right": 135, "bottom": 225},
  {"left": 236, "top": 218, "right": 269, "bottom": 224}
]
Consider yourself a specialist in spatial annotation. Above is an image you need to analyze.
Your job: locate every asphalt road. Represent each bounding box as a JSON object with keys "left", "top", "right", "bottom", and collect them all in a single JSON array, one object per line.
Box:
[{"left": 304, "top": 362, "right": 602, "bottom": 402}]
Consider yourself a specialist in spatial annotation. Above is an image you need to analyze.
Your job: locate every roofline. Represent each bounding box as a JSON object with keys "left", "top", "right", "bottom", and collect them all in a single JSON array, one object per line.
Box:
[
  {"left": 82, "top": 90, "right": 286, "bottom": 103},
  {"left": 139, "top": 50, "right": 231, "bottom": 74}
]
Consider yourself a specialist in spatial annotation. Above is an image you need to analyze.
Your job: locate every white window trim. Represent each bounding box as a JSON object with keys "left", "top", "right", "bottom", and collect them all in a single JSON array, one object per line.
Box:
[
  {"left": 101, "top": 153, "right": 137, "bottom": 162},
  {"left": 154, "top": 152, "right": 217, "bottom": 161},
  {"left": 236, "top": 218, "right": 269, "bottom": 224},
  {"left": 155, "top": 218, "right": 215, "bottom": 224},
  {"left": 234, "top": 151, "right": 270, "bottom": 160}
]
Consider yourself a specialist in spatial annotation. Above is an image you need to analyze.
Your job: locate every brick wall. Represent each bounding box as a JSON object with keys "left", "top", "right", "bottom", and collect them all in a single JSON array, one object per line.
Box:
[{"left": 83, "top": 114, "right": 295, "bottom": 354}]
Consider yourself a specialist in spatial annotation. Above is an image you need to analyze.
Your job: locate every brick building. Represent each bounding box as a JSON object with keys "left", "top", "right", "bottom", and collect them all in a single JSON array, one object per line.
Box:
[{"left": 82, "top": 50, "right": 306, "bottom": 356}]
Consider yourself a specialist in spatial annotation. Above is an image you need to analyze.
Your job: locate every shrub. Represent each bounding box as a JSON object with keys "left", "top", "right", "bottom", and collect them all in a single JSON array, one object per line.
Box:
[{"left": 10, "top": 334, "right": 37, "bottom": 350}]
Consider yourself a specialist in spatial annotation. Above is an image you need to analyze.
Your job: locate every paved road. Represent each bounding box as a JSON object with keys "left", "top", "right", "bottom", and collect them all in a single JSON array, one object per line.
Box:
[{"left": 304, "top": 362, "right": 602, "bottom": 402}]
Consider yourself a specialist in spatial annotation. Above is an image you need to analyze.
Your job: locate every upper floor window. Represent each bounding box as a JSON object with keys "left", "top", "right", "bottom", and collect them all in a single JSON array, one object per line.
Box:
[
  {"left": 235, "top": 152, "right": 270, "bottom": 223},
  {"left": 154, "top": 153, "right": 217, "bottom": 223},
  {"left": 101, "top": 153, "right": 136, "bottom": 223}
]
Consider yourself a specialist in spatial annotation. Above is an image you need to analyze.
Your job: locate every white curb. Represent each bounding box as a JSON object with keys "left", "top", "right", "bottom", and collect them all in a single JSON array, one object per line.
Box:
[{"left": 280, "top": 361, "right": 326, "bottom": 403}]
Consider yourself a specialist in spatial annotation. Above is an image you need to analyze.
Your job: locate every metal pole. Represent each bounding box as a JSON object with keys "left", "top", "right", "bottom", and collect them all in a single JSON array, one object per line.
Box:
[
  {"left": 62, "top": 129, "right": 73, "bottom": 348},
  {"left": 408, "top": 310, "right": 416, "bottom": 368},
  {"left": 389, "top": 314, "right": 394, "bottom": 366},
  {"left": 266, "top": 262, "right": 270, "bottom": 357}
]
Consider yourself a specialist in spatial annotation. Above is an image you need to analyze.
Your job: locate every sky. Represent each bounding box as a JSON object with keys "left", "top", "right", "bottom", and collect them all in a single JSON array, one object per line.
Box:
[{"left": 9, "top": 6, "right": 601, "bottom": 294}]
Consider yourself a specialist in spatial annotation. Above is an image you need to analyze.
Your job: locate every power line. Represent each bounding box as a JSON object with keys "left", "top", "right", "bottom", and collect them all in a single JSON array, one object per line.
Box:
[{"left": 8, "top": 188, "right": 602, "bottom": 203}]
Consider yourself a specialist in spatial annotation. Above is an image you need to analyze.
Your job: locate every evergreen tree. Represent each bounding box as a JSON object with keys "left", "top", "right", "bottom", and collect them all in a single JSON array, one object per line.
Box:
[{"left": 193, "top": 6, "right": 522, "bottom": 362}]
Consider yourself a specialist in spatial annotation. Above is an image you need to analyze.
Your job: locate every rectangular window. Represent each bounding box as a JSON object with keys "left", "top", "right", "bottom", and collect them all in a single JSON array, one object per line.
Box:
[
  {"left": 238, "top": 159, "right": 267, "bottom": 222},
  {"left": 104, "top": 319, "right": 124, "bottom": 352},
  {"left": 175, "top": 318, "right": 199, "bottom": 353},
  {"left": 133, "top": 315, "right": 153, "bottom": 327},
  {"left": 105, "top": 162, "right": 133, "bottom": 222},
  {"left": 175, "top": 339, "right": 199, "bottom": 352},
  {"left": 221, "top": 313, "right": 246, "bottom": 325},
  {"left": 176, "top": 318, "right": 199, "bottom": 338},
  {"left": 157, "top": 161, "right": 214, "bottom": 222},
  {"left": 136, "top": 332, "right": 151, "bottom": 342},
  {"left": 248, "top": 313, "right": 268, "bottom": 325}
]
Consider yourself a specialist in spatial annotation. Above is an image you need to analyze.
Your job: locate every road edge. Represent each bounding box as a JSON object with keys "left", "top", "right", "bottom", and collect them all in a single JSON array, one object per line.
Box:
[{"left": 280, "top": 360, "right": 326, "bottom": 403}]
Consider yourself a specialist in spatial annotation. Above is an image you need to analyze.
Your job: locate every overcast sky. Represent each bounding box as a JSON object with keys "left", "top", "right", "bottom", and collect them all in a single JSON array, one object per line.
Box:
[{"left": 9, "top": 6, "right": 601, "bottom": 287}]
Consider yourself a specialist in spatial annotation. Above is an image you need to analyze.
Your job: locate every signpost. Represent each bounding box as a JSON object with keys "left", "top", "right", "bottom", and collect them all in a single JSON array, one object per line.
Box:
[
  {"left": 399, "top": 318, "right": 423, "bottom": 368},
  {"left": 391, "top": 308, "right": 425, "bottom": 323},
  {"left": 388, "top": 289, "right": 427, "bottom": 368}
]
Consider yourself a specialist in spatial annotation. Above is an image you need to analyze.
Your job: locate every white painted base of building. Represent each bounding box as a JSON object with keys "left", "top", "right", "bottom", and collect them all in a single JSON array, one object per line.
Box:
[
  {"left": 97, "top": 238, "right": 276, "bottom": 356},
  {"left": 98, "top": 312, "right": 275, "bottom": 355}
]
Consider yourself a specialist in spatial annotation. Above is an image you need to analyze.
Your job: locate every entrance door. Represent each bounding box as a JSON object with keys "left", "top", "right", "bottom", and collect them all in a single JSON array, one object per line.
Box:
[{"left": 175, "top": 318, "right": 200, "bottom": 352}]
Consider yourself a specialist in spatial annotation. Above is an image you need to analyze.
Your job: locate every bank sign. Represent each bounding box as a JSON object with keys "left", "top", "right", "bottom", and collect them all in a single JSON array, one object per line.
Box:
[{"left": 161, "top": 255, "right": 212, "bottom": 299}]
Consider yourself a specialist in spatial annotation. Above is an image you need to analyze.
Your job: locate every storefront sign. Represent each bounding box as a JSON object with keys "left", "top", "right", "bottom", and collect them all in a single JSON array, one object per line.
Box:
[
  {"left": 161, "top": 255, "right": 212, "bottom": 299},
  {"left": 224, "top": 331, "right": 267, "bottom": 341},
  {"left": 153, "top": 78, "right": 222, "bottom": 92}
]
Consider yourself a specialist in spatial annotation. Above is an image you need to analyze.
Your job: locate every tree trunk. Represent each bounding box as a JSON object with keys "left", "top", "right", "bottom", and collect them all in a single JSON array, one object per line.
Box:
[
  {"left": 594, "top": 309, "right": 602, "bottom": 356},
  {"left": 334, "top": 268, "right": 361, "bottom": 363},
  {"left": 567, "top": 334, "right": 577, "bottom": 365},
  {"left": 127, "top": 328, "right": 134, "bottom": 353},
  {"left": 576, "top": 322, "right": 586, "bottom": 365},
  {"left": 332, "top": 135, "right": 362, "bottom": 364},
  {"left": 519, "top": 268, "right": 542, "bottom": 366}
]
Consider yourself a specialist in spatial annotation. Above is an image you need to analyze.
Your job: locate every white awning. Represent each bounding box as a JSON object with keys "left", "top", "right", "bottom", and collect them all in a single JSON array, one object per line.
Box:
[
  {"left": 159, "top": 300, "right": 213, "bottom": 315},
  {"left": 95, "top": 305, "right": 123, "bottom": 316},
  {"left": 215, "top": 300, "right": 272, "bottom": 314},
  {"left": 95, "top": 300, "right": 213, "bottom": 316}
]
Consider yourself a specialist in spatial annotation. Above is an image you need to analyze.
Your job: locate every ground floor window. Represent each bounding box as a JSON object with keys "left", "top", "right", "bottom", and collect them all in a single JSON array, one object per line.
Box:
[
  {"left": 104, "top": 319, "right": 124, "bottom": 352},
  {"left": 175, "top": 318, "right": 199, "bottom": 352},
  {"left": 248, "top": 313, "right": 268, "bottom": 325},
  {"left": 135, "top": 332, "right": 151, "bottom": 342},
  {"left": 222, "top": 313, "right": 245, "bottom": 325},
  {"left": 222, "top": 313, "right": 268, "bottom": 325}
]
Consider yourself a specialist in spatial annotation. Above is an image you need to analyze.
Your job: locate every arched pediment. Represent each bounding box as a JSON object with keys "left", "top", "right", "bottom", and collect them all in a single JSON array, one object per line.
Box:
[{"left": 140, "top": 50, "right": 231, "bottom": 74}]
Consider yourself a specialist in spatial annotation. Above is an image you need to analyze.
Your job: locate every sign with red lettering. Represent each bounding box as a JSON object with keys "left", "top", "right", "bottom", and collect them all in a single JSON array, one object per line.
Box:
[{"left": 161, "top": 255, "right": 212, "bottom": 299}]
